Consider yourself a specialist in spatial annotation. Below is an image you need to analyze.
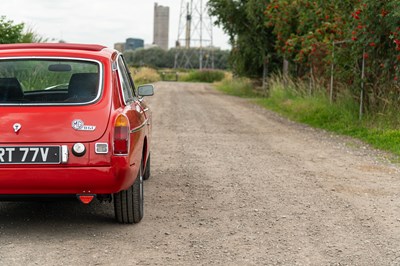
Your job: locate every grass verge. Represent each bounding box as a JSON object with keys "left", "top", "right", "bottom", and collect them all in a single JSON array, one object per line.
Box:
[
  {"left": 215, "top": 77, "right": 400, "bottom": 157},
  {"left": 181, "top": 70, "right": 225, "bottom": 83},
  {"left": 130, "top": 67, "right": 161, "bottom": 85}
]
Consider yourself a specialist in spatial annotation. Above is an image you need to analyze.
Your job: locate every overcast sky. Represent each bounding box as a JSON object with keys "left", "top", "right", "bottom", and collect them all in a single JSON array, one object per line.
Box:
[{"left": 1, "top": 0, "right": 231, "bottom": 50}]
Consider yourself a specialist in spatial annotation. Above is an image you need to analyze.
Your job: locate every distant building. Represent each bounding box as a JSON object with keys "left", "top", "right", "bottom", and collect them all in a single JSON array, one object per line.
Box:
[
  {"left": 153, "top": 3, "right": 169, "bottom": 50},
  {"left": 114, "top": 42, "right": 125, "bottom": 52},
  {"left": 125, "top": 38, "right": 144, "bottom": 51}
]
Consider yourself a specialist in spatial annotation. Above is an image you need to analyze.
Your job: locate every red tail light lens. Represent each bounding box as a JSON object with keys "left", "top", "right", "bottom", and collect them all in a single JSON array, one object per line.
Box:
[{"left": 114, "top": 115, "right": 130, "bottom": 155}]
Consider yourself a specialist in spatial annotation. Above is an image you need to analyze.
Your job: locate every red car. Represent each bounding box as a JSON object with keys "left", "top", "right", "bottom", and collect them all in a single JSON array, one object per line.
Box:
[{"left": 0, "top": 43, "right": 154, "bottom": 224}]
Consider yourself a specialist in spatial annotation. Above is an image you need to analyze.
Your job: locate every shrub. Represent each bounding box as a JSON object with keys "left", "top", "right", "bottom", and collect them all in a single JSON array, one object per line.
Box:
[
  {"left": 181, "top": 70, "right": 225, "bottom": 83},
  {"left": 215, "top": 77, "right": 259, "bottom": 98},
  {"left": 130, "top": 67, "right": 161, "bottom": 85}
]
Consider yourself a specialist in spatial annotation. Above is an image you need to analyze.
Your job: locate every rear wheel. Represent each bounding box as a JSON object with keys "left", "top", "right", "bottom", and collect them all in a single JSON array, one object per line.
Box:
[
  {"left": 114, "top": 162, "right": 144, "bottom": 224},
  {"left": 143, "top": 153, "right": 151, "bottom": 180}
]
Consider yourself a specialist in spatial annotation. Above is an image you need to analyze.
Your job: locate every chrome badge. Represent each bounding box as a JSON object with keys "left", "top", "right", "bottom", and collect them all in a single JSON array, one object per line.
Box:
[
  {"left": 72, "top": 119, "right": 96, "bottom": 131},
  {"left": 13, "top": 123, "right": 22, "bottom": 133}
]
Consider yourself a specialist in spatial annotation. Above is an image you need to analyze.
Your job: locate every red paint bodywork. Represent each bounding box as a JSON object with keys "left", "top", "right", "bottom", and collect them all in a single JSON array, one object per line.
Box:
[{"left": 0, "top": 43, "right": 151, "bottom": 196}]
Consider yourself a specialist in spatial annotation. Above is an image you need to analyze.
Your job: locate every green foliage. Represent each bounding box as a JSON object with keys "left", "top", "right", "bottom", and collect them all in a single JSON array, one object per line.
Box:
[
  {"left": 181, "top": 70, "right": 225, "bottom": 83},
  {"left": 216, "top": 75, "right": 400, "bottom": 156},
  {"left": 209, "top": 0, "right": 400, "bottom": 154},
  {"left": 347, "top": 1, "right": 400, "bottom": 111},
  {"left": 265, "top": 1, "right": 353, "bottom": 63},
  {"left": 209, "top": 0, "right": 399, "bottom": 88},
  {"left": 159, "top": 71, "right": 178, "bottom": 82},
  {"left": 0, "top": 16, "right": 45, "bottom": 44},
  {"left": 20, "top": 27, "right": 47, "bottom": 43},
  {"left": 216, "top": 78, "right": 259, "bottom": 98},
  {"left": 262, "top": 0, "right": 400, "bottom": 113},
  {"left": 213, "top": 48, "right": 230, "bottom": 69},
  {"left": 174, "top": 48, "right": 229, "bottom": 70},
  {"left": 0, "top": 16, "right": 25, "bottom": 44},
  {"left": 208, "top": 0, "right": 278, "bottom": 77},
  {"left": 260, "top": 78, "right": 358, "bottom": 130},
  {"left": 130, "top": 67, "right": 161, "bottom": 86},
  {"left": 124, "top": 47, "right": 173, "bottom": 69},
  {"left": 263, "top": 85, "right": 400, "bottom": 156},
  {"left": 123, "top": 47, "right": 229, "bottom": 70}
]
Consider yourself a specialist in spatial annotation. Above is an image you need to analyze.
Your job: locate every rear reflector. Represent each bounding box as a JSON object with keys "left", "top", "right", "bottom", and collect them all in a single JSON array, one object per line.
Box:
[
  {"left": 95, "top": 143, "right": 108, "bottom": 154},
  {"left": 78, "top": 195, "right": 95, "bottom": 204},
  {"left": 61, "top": 145, "right": 69, "bottom": 163}
]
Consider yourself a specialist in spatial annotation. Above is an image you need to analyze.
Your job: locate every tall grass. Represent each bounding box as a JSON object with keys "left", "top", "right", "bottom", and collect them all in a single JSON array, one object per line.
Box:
[
  {"left": 259, "top": 76, "right": 359, "bottom": 133},
  {"left": 130, "top": 67, "right": 161, "bottom": 85},
  {"left": 215, "top": 75, "right": 400, "bottom": 157},
  {"left": 181, "top": 69, "right": 225, "bottom": 83},
  {"left": 216, "top": 77, "right": 259, "bottom": 98}
]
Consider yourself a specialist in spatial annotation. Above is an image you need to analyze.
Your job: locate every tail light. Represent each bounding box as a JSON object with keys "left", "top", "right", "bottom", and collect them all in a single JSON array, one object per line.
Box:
[{"left": 114, "top": 114, "right": 130, "bottom": 155}]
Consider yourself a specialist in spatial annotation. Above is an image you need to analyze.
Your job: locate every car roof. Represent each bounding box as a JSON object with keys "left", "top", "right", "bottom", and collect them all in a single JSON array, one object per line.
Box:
[
  {"left": 0, "top": 43, "right": 107, "bottom": 51},
  {"left": 0, "top": 43, "right": 118, "bottom": 61}
]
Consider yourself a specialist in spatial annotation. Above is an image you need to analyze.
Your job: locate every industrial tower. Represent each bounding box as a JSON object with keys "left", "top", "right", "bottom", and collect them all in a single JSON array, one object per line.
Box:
[
  {"left": 174, "top": 0, "right": 214, "bottom": 69},
  {"left": 153, "top": 3, "right": 169, "bottom": 50}
]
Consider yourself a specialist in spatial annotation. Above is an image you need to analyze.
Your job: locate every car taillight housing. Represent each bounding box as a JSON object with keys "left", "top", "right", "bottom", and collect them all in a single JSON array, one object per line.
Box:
[{"left": 114, "top": 114, "right": 130, "bottom": 155}]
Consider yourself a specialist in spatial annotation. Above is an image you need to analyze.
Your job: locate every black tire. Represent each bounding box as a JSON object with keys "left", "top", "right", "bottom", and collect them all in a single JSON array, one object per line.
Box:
[
  {"left": 143, "top": 153, "right": 151, "bottom": 181},
  {"left": 114, "top": 162, "right": 144, "bottom": 224}
]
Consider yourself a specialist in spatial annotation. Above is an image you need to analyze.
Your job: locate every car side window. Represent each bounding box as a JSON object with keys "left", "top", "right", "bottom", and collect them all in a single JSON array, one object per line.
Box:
[
  {"left": 117, "top": 56, "right": 134, "bottom": 104},
  {"left": 121, "top": 56, "right": 137, "bottom": 96}
]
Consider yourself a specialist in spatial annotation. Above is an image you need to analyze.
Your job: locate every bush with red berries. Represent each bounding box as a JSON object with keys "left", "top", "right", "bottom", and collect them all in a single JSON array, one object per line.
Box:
[{"left": 265, "top": 0, "right": 400, "bottom": 111}]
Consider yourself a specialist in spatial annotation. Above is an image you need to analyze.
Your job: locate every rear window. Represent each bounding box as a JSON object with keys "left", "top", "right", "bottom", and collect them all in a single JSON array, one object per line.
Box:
[{"left": 0, "top": 58, "right": 101, "bottom": 105}]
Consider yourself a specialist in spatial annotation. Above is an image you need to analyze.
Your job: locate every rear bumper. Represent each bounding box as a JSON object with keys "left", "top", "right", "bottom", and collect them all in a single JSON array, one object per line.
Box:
[
  {"left": 0, "top": 194, "right": 77, "bottom": 201},
  {"left": 0, "top": 158, "right": 137, "bottom": 195}
]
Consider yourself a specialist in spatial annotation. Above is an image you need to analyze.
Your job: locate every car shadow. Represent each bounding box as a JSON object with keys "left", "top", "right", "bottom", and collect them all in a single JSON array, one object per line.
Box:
[{"left": 0, "top": 200, "right": 118, "bottom": 236}]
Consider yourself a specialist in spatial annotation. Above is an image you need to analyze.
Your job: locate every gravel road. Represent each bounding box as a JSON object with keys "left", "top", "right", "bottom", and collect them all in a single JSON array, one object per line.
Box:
[{"left": 1, "top": 82, "right": 400, "bottom": 265}]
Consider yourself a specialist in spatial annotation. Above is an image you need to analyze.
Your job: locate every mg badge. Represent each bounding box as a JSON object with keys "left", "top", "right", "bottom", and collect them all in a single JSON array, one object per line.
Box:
[
  {"left": 13, "top": 123, "right": 22, "bottom": 133},
  {"left": 72, "top": 119, "right": 96, "bottom": 131},
  {"left": 72, "top": 119, "right": 84, "bottom": 130}
]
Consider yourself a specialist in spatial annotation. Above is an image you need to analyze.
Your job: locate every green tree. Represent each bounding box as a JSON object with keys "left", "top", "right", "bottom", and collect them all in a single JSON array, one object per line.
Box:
[
  {"left": 0, "top": 16, "right": 45, "bottom": 44},
  {"left": 265, "top": 0, "right": 400, "bottom": 111},
  {"left": 124, "top": 47, "right": 169, "bottom": 68},
  {"left": 0, "top": 16, "right": 25, "bottom": 44},
  {"left": 265, "top": 1, "right": 355, "bottom": 70},
  {"left": 208, "top": 0, "right": 277, "bottom": 78},
  {"left": 124, "top": 47, "right": 229, "bottom": 70},
  {"left": 173, "top": 47, "right": 228, "bottom": 69},
  {"left": 213, "top": 49, "right": 230, "bottom": 69},
  {"left": 348, "top": 0, "right": 400, "bottom": 111}
]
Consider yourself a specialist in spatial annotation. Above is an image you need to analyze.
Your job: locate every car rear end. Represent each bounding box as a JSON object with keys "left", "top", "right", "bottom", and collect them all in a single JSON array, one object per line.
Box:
[{"left": 0, "top": 44, "right": 135, "bottom": 200}]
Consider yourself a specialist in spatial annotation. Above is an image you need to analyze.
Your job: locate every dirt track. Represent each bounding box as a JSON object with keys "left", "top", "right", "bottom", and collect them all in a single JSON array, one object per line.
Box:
[{"left": 1, "top": 82, "right": 400, "bottom": 265}]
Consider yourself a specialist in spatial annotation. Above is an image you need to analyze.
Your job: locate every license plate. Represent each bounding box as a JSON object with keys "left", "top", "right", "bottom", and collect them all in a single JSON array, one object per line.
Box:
[{"left": 0, "top": 146, "right": 61, "bottom": 164}]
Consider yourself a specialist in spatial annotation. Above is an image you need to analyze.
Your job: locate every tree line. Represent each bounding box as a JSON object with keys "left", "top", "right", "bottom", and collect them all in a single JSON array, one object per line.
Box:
[
  {"left": 0, "top": 16, "right": 229, "bottom": 70},
  {"left": 123, "top": 47, "right": 230, "bottom": 70},
  {"left": 208, "top": 0, "right": 400, "bottom": 113}
]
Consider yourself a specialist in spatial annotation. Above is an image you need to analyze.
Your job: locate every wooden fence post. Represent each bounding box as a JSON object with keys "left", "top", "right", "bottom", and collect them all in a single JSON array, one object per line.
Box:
[
  {"left": 359, "top": 48, "right": 366, "bottom": 121},
  {"left": 330, "top": 41, "right": 335, "bottom": 103}
]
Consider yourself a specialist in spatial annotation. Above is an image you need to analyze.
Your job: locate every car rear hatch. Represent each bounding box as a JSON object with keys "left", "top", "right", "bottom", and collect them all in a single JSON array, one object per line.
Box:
[
  {"left": 0, "top": 105, "right": 110, "bottom": 144},
  {"left": 0, "top": 57, "right": 110, "bottom": 143}
]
